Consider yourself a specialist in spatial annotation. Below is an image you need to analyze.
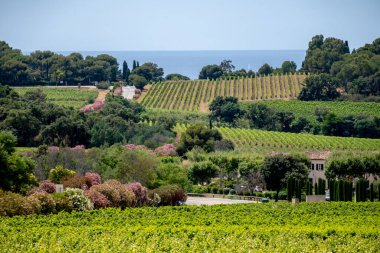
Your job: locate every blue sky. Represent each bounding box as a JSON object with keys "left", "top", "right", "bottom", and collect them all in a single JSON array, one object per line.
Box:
[{"left": 0, "top": 0, "right": 379, "bottom": 51}]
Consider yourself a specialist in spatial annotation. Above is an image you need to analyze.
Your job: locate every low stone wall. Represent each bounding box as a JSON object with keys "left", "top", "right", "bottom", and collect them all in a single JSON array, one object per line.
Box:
[{"left": 306, "top": 195, "right": 326, "bottom": 202}]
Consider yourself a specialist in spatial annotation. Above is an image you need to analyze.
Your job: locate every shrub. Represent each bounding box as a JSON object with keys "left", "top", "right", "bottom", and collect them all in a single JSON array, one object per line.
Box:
[
  {"left": 0, "top": 191, "right": 34, "bottom": 217},
  {"left": 85, "top": 188, "right": 110, "bottom": 209},
  {"left": 52, "top": 193, "right": 74, "bottom": 213},
  {"left": 85, "top": 172, "right": 101, "bottom": 186},
  {"left": 264, "top": 192, "right": 272, "bottom": 199},
  {"left": 92, "top": 180, "right": 135, "bottom": 208},
  {"left": 48, "top": 165, "right": 76, "bottom": 184},
  {"left": 223, "top": 188, "right": 230, "bottom": 195},
  {"left": 191, "top": 185, "right": 208, "bottom": 194},
  {"left": 154, "top": 144, "right": 177, "bottom": 156},
  {"left": 211, "top": 187, "right": 219, "bottom": 194},
  {"left": 38, "top": 180, "right": 56, "bottom": 193},
  {"left": 27, "top": 192, "right": 56, "bottom": 214},
  {"left": 64, "top": 188, "right": 93, "bottom": 211},
  {"left": 63, "top": 175, "right": 91, "bottom": 190},
  {"left": 256, "top": 192, "right": 263, "bottom": 197},
  {"left": 149, "top": 185, "right": 187, "bottom": 206},
  {"left": 229, "top": 189, "right": 236, "bottom": 195},
  {"left": 125, "top": 182, "right": 148, "bottom": 207},
  {"left": 96, "top": 81, "right": 110, "bottom": 90}
]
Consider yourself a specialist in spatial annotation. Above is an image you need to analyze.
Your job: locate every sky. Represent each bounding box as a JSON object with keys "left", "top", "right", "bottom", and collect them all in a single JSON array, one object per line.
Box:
[{"left": 0, "top": 0, "right": 379, "bottom": 52}]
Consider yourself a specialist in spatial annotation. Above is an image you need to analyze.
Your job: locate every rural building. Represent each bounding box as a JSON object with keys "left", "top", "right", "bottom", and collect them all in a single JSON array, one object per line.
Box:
[{"left": 306, "top": 151, "right": 331, "bottom": 187}]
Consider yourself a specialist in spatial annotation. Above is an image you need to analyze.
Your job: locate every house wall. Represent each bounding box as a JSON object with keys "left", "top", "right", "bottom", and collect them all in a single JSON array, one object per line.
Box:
[{"left": 308, "top": 159, "right": 327, "bottom": 187}]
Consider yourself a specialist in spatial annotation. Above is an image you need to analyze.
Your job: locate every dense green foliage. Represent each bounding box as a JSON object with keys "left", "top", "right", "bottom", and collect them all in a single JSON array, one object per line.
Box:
[
  {"left": 298, "top": 73, "right": 340, "bottom": 101},
  {"left": 0, "top": 41, "right": 119, "bottom": 86},
  {"left": 0, "top": 203, "right": 379, "bottom": 252}
]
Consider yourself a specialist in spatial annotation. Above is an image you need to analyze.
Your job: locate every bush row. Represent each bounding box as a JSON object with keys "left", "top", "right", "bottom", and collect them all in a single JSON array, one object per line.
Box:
[{"left": 0, "top": 177, "right": 187, "bottom": 217}]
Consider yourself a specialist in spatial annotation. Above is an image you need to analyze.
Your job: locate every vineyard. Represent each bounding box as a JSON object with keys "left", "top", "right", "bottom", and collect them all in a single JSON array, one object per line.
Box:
[
  {"left": 175, "top": 124, "right": 380, "bottom": 152},
  {"left": 242, "top": 100, "right": 380, "bottom": 123},
  {"left": 141, "top": 73, "right": 307, "bottom": 112},
  {"left": 15, "top": 87, "right": 98, "bottom": 109},
  {"left": 1, "top": 203, "right": 379, "bottom": 252}
]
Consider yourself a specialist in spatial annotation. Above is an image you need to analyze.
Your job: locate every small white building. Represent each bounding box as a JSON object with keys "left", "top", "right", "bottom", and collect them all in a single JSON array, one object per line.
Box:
[{"left": 306, "top": 151, "right": 331, "bottom": 187}]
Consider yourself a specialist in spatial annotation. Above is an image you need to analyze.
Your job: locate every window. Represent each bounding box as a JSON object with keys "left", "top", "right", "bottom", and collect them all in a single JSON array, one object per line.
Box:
[
  {"left": 311, "top": 164, "right": 315, "bottom": 170},
  {"left": 320, "top": 164, "right": 324, "bottom": 171}
]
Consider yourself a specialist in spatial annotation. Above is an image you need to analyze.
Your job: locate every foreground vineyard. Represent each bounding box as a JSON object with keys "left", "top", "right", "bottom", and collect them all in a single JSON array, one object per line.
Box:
[
  {"left": 0, "top": 203, "right": 378, "bottom": 252},
  {"left": 141, "top": 73, "right": 307, "bottom": 112},
  {"left": 15, "top": 87, "right": 98, "bottom": 109},
  {"left": 175, "top": 124, "right": 380, "bottom": 152},
  {"left": 242, "top": 100, "right": 380, "bottom": 123}
]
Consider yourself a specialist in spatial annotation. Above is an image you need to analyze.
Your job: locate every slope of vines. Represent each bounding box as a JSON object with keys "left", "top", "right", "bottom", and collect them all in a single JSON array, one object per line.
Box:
[
  {"left": 141, "top": 73, "right": 307, "bottom": 111},
  {"left": 174, "top": 124, "right": 380, "bottom": 152}
]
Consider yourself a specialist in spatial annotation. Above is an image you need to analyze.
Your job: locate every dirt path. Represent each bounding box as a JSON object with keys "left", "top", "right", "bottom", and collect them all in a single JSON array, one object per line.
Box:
[
  {"left": 199, "top": 102, "right": 210, "bottom": 113},
  {"left": 96, "top": 89, "right": 109, "bottom": 102},
  {"left": 186, "top": 196, "right": 257, "bottom": 205}
]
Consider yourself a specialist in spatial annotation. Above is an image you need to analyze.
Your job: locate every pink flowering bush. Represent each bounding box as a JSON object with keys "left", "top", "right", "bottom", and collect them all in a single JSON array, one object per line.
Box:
[
  {"left": 123, "top": 144, "right": 155, "bottom": 155},
  {"left": 85, "top": 188, "right": 110, "bottom": 209},
  {"left": 63, "top": 175, "right": 91, "bottom": 190},
  {"left": 70, "top": 145, "right": 85, "bottom": 150},
  {"left": 113, "top": 87, "right": 122, "bottom": 96},
  {"left": 38, "top": 180, "right": 56, "bottom": 194},
  {"left": 154, "top": 144, "right": 177, "bottom": 157},
  {"left": 125, "top": 182, "right": 148, "bottom": 207},
  {"left": 85, "top": 172, "right": 101, "bottom": 186},
  {"left": 91, "top": 180, "right": 135, "bottom": 208},
  {"left": 80, "top": 100, "right": 104, "bottom": 112}
]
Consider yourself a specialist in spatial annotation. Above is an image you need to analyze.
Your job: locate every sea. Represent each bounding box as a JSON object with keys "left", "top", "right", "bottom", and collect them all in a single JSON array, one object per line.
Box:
[{"left": 57, "top": 50, "right": 306, "bottom": 80}]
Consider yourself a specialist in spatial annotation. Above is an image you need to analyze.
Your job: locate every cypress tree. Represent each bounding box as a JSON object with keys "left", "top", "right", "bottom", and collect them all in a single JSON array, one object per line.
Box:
[
  {"left": 122, "top": 61, "right": 130, "bottom": 81},
  {"left": 136, "top": 61, "right": 140, "bottom": 68},
  {"left": 370, "top": 183, "right": 374, "bottom": 202},
  {"left": 132, "top": 60, "right": 136, "bottom": 70},
  {"left": 378, "top": 184, "right": 380, "bottom": 201},
  {"left": 329, "top": 180, "right": 334, "bottom": 201},
  {"left": 296, "top": 180, "right": 302, "bottom": 200},
  {"left": 287, "top": 177, "right": 293, "bottom": 202},
  {"left": 314, "top": 183, "right": 318, "bottom": 195}
]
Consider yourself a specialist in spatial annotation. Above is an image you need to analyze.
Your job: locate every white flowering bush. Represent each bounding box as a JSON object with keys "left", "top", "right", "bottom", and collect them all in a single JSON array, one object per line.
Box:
[{"left": 64, "top": 188, "right": 93, "bottom": 211}]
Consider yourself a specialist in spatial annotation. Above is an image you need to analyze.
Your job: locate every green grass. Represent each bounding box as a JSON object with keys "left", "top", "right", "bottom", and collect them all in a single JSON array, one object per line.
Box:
[
  {"left": 15, "top": 87, "right": 98, "bottom": 109},
  {"left": 241, "top": 100, "right": 380, "bottom": 123},
  {"left": 0, "top": 203, "right": 379, "bottom": 252}
]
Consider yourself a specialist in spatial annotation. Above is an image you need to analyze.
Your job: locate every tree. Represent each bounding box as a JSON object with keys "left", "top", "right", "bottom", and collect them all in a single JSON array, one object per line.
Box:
[
  {"left": 281, "top": 61, "right": 297, "bottom": 73},
  {"left": 0, "top": 131, "right": 37, "bottom": 193},
  {"left": 199, "top": 65, "right": 224, "bottom": 80},
  {"left": 132, "top": 60, "right": 137, "bottom": 70},
  {"left": 262, "top": 154, "right": 310, "bottom": 201},
  {"left": 122, "top": 61, "right": 130, "bottom": 82},
  {"left": 298, "top": 74, "right": 340, "bottom": 101},
  {"left": 165, "top": 73, "right": 190, "bottom": 81},
  {"left": 188, "top": 161, "right": 218, "bottom": 185},
  {"left": 176, "top": 124, "right": 222, "bottom": 156},
  {"left": 258, "top": 63, "right": 273, "bottom": 75},
  {"left": 220, "top": 59, "right": 235, "bottom": 73},
  {"left": 128, "top": 74, "right": 148, "bottom": 90},
  {"left": 209, "top": 96, "right": 240, "bottom": 124},
  {"left": 302, "top": 35, "right": 350, "bottom": 73}
]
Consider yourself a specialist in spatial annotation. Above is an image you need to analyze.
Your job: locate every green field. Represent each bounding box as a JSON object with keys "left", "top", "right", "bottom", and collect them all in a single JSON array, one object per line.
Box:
[
  {"left": 0, "top": 203, "right": 378, "bottom": 252},
  {"left": 141, "top": 73, "right": 307, "bottom": 112},
  {"left": 175, "top": 124, "right": 380, "bottom": 152},
  {"left": 15, "top": 87, "right": 98, "bottom": 109},
  {"left": 241, "top": 100, "right": 380, "bottom": 122}
]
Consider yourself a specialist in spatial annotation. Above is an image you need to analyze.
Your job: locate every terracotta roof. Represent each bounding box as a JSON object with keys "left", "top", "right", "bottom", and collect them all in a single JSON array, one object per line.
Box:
[{"left": 305, "top": 151, "right": 331, "bottom": 160}]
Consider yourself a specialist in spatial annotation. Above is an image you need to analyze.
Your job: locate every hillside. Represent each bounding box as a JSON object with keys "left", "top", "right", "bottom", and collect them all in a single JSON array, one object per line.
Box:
[
  {"left": 174, "top": 124, "right": 380, "bottom": 153},
  {"left": 141, "top": 73, "right": 307, "bottom": 112}
]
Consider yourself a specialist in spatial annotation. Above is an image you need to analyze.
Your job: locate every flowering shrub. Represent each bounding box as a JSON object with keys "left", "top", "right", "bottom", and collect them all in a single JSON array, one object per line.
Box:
[
  {"left": 80, "top": 100, "right": 104, "bottom": 112},
  {"left": 91, "top": 180, "right": 135, "bottom": 208},
  {"left": 48, "top": 146, "right": 60, "bottom": 153},
  {"left": 149, "top": 185, "right": 187, "bottom": 206},
  {"left": 123, "top": 144, "right": 155, "bottom": 155},
  {"left": 125, "top": 182, "right": 148, "bottom": 207},
  {"left": 0, "top": 191, "right": 34, "bottom": 217},
  {"left": 63, "top": 175, "right": 91, "bottom": 190},
  {"left": 85, "top": 172, "right": 101, "bottom": 186},
  {"left": 64, "top": 188, "right": 93, "bottom": 211},
  {"left": 113, "top": 86, "right": 122, "bottom": 96},
  {"left": 70, "top": 145, "right": 85, "bottom": 150},
  {"left": 154, "top": 144, "right": 177, "bottom": 157},
  {"left": 85, "top": 188, "right": 110, "bottom": 209},
  {"left": 52, "top": 193, "right": 74, "bottom": 213},
  {"left": 27, "top": 192, "right": 56, "bottom": 214},
  {"left": 48, "top": 165, "right": 76, "bottom": 184},
  {"left": 38, "top": 180, "right": 56, "bottom": 194}
]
